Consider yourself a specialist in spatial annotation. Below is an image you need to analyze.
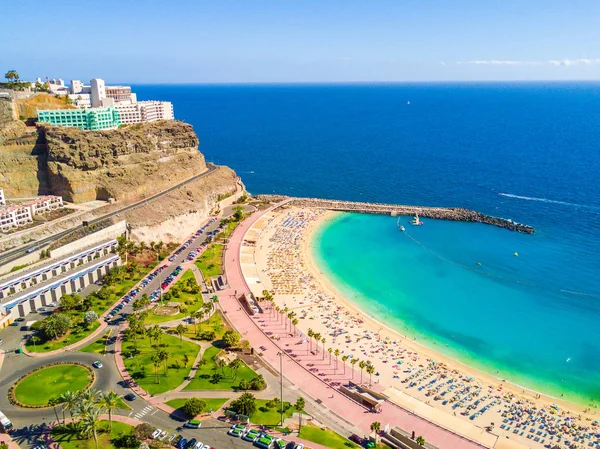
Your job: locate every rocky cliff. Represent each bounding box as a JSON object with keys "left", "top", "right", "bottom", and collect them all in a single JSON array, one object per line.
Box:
[{"left": 42, "top": 121, "right": 207, "bottom": 203}]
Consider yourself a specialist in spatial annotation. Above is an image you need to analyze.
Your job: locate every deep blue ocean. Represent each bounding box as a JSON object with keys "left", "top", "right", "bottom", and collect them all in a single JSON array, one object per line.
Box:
[{"left": 133, "top": 83, "right": 600, "bottom": 403}]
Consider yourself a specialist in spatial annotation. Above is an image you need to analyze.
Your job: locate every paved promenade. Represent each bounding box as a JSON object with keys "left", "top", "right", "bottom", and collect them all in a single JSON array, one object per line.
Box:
[{"left": 219, "top": 205, "right": 486, "bottom": 449}]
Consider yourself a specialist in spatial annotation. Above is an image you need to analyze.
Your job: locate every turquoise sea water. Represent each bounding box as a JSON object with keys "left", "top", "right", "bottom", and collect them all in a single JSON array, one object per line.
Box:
[{"left": 313, "top": 213, "right": 600, "bottom": 405}]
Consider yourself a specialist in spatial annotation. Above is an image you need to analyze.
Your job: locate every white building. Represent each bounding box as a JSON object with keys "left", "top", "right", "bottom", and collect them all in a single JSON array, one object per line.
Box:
[
  {"left": 66, "top": 78, "right": 174, "bottom": 123},
  {"left": 0, "top": 189, "right": 5, "bottom": 207},
  {"left": 0, "top": 206, "right": 33, "bottom": 233},
  {"left": 24, "top": 196, "right": 64, "bottom": 216}
]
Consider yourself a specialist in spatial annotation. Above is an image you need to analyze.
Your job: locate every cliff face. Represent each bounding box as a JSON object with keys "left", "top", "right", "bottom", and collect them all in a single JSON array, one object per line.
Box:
[{"left": 42, "top": 121, "right": 207, "bottom": 203}]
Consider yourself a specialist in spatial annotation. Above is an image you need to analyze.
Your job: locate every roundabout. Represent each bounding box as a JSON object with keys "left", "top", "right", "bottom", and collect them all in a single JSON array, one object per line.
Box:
[{"left": 11, "top": 362, "right": 95, "bottom": 407}]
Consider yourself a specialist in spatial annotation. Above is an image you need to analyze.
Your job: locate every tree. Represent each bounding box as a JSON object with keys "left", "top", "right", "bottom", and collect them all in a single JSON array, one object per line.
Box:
[
  {"left": 291, "top": 318, "right": 298, "bottom": 336},
  {"left": 350, "top": 358, "right": 358, "bottom": 378},
  {"left": 370, "top": 421, "right": 381, "bottom": 434},
  {"left": 342, "top": 355, "right": 349, "bottom": 375},
  {"left": 48, "top": 397, "right": 61, "bottom": 423},
  {"left": 222, "top": 330, "right": 240, "bottom": 348},
  {"left": 4, "top": 70, "right": 19, "bottom": 83},
  {"left": 328, "top": 347, "right": 333, "bottom": 364},
  {"left": 307, "top": 329, "right": 314, "bottom": 352},
  {"left": 295, "top": 397, "right": 306, "bottom": 431},
  {"left": 133, "top": 423, "right": 155, "bottom": 440},
  {"left": 183, "top": 353, "right": 190, "bottom": 368},
  {"left": 182, "top": 398, "right": 207, "bottom": 418},
  {"left": 151, "top": 354, "right": 161, "bottom": 383},
  {"left": 249, "top": 374, "right": 266, "bottom": 391},
  {"left": 101, "top": 391, "right": 121, "bottom": 430},
  {"left": 175, "top": 324, "right": 187, "bottom": 347},
  {"left": 313, "top": 332, "right": 321, "bottom": 354},
  {"left": 239, "top": 339, "right": 250, "bottom": 354},
  {"left": 60, "top": 294, "right": 83, "bottom": 311},
  {"left": 60, "top": 390, "right": 79, "bottom": 420},
  {"left": 321, "top": 338, "right": 326, "bottom": 360},
  {"left": 366, "top": 363, "right": 375, "bottom": 386},
  {"left": 334, "top": 348, "right": 340, "bottom": 370},
  {"left": 359, "top": 360, "right": 366, "bottom": 384},
  {"left": 233, "top": 206, "right": 244, "bottom": 221},
  {"left": 133, "top": 294, "right": 150, "bottom": 312},
  {"left": 230, "top": 392, "right": 256, "bottom": 416},
  {"left": 229, "top": 358, "right": 243, "bottom": 380},
  {"left": 80, "top": 407, "right": 101, "bottom": 449},
  {"left": 84, "top": 310, "right": 99, "bottom": 326},
  {"left": 41, "top": 313, "right": 71, "bottom": 340},
  {"left": 416, "top": 436, "right": 426, "bottom": 446}
]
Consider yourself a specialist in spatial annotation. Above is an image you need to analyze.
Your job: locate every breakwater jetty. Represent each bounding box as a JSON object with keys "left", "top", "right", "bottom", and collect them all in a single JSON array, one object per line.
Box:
[{"left": 256, "top": 195, "right": 535, "bottom": 234}]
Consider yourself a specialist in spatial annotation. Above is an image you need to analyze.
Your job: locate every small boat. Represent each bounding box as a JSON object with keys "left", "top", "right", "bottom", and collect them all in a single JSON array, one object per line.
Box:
[
  {"left": 400, "top": 226, "right": 405, "bottom": 232},
  {"left": 411, "top": 213, "right": 423, "bottom": 226},
  {"left": 407, "top": 101, "right": 411, "bottom": 105}
]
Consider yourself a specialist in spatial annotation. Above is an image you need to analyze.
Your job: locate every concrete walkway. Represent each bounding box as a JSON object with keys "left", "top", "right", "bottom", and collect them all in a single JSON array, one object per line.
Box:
[{"left": 219, "top": 203, "right": 486, "bottom": 449}]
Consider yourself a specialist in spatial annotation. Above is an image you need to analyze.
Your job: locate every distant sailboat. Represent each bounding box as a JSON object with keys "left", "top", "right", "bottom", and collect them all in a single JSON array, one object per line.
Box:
[{"left": 407, "top": 101, "right": 411, "bottom": 105}]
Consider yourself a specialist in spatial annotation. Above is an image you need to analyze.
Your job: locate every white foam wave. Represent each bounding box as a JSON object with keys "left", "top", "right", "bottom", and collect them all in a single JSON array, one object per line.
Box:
[{"left": 498, "top": 193, "right": 594, "bottom": 209}]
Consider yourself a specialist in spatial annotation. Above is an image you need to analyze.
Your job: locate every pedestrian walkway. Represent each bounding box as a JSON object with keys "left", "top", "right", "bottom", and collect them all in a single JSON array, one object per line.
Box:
[{"left": 219, "top": 203, "right": 485, "bottom": 449}]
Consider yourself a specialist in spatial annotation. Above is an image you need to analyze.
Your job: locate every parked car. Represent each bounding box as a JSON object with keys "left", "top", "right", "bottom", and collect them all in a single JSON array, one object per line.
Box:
[
  {"left": 151, "top": 429, "right": 161, "bottom": 439},
  {"left": 124, "top": 393, "right": 136, "bottom": 401},
  {"left": 184, "top": 420, "right": 201, "bottom": 429}
]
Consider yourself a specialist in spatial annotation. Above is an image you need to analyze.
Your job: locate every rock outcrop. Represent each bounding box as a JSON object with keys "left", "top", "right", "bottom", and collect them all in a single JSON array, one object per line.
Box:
[{"left": 41, "top": 121, "right": 207, "bottom": 203}]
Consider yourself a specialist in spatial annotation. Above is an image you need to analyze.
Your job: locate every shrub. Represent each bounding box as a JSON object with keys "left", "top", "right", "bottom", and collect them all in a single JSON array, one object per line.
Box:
[
  {"left": 113, "top": 434, "right": 140, "bottom": 448},
  {"left": 197, "top": 331, "right": 216, "bottom": 341},
  {"left": 181, "top": 398, "right": 207, "bottom": 417}
]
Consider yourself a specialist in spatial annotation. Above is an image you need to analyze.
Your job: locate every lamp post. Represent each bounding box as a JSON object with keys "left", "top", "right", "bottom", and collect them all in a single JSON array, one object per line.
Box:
[{"left": 277, "top": 351, "right": 284, "bottom": 426}]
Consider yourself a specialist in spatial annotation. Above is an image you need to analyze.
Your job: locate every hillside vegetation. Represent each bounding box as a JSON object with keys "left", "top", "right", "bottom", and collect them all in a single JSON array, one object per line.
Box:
[{"left": 15, "top": 93, "right": 75, "bottom": 119}]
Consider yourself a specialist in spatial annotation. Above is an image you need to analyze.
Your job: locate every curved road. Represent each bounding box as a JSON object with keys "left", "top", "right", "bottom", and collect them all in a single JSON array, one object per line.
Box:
[{"left": 0, "top": 163, "right": 218, "bottom": 266}]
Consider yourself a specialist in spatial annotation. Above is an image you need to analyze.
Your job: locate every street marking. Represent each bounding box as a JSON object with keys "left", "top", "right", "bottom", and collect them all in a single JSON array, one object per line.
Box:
[{"left": 151, "top": 410, "right": 159, "bottom": 415}]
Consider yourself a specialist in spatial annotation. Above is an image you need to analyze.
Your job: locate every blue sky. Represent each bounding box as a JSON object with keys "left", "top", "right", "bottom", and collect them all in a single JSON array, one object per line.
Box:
[{"left": 2, "top": 0, "right": 600, "bottom": 83}]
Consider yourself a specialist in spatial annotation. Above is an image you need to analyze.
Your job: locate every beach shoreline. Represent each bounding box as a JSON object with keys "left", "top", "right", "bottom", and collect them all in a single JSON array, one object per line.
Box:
[
  {"left": 304, "top": 210, "right": 589, "bottom": 410},
  {"left": 248, "top": 205, "right": 599, "bottom": 448}
]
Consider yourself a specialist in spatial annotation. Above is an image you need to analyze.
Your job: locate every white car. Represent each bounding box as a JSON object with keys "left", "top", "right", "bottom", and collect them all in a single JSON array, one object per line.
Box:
[
  {"left": 158, "top": 430, "right": 168, "bottom": 440},
  {"left": 92, "top": 361, "right": 103, "bottom": 369},
  {"left": 151, "top": 429, "right": 161, "bottom": 439},
  {"left": 193, "top": 442, "right": 203, "bottom": 449}
]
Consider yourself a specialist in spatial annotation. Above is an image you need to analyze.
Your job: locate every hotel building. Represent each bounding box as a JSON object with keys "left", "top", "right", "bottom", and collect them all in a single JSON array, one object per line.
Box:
[
  {"left": 0, "top": 189, "right": 5, "bottom": 207},
  {"left": 37, "top": 106, "right": 121, "bottom": 131},
  {"left": 0, "top": 195, "right": 64, "bottom": 233}
]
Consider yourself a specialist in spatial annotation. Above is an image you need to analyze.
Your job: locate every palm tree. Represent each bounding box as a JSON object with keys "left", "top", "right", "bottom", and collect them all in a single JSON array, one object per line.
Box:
[
  {"left": 80, "top": 407, "right": 101, "bottom": 449},
  {"left": 321, "top": 338, "right": 326, "bottom": 360},
  {"left": 159, "top": 350, "right": 170, "bottom": 376},
  {"left": 175, "top": 324, "right": 187, "bottom": 347},
  {"left": 295, "top": 397, "right": 306, "bottom": 431},
  {"left": 152, "top": 354, "right": 161, "bottom": 383},
  {"left": 314, "top": 332, "right": 321, "bottom": 354},
  {"left": 366, "top": 363, "right": 375, "bottom": 386},
  {"left": 350, "top": 358, "right": 358, "bottom": 378},
  {"left": 334, "top": 348, "right": 340, "bottom": 370},
  {"left": 291, "top": 318, "right": 298, "bottom": 336},
  {"left": 328, "top": 347, "right": 333, "bottom": 364},
  {"left": 370, "top": 421, "right": 381, "bottom": 434},
  {"left": 79, "top": 388, "right": 102, "bottom": 404},
  {"left": 48, "top": 397, "right": 61, "bottom": 423},
  {"left": 359, "top": 360, "right": 366, "bottom": 384},
  {"left": 416, "top": 436, "right": 426, "bottom": 446},
  {"left": 287, "top": 312, "right": 294, "bottom": 331},
  {"left": 101, "top": 391, "right": 120, "bottom": 430},
  {"left": 60, "top": 390, "right": 79, "bottom": 420},
  {"left": 307, "top": 329, "right": 314, "bottom": 352},
  {"left": 229, "top": 358, "right": 243, "bottom": 380},
  {"left": 342, "top": 355, "right": 349, "bottom": 375}
]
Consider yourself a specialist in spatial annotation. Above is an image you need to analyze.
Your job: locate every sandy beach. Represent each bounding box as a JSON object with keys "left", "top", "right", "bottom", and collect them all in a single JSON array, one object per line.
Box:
[{"left": 245, "top": 206, "right": 600, "bottom": 449}]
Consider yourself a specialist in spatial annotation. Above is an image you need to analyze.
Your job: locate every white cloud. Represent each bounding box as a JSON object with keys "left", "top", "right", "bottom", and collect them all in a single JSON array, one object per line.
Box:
[{"left": 458, "top": 58, "right": 600, "bottom": 67}]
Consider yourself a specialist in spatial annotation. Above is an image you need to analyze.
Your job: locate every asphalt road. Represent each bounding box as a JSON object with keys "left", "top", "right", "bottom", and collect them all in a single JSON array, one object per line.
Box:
[
  {"left": 0, "top": 204, "right": 258, "bottom": 448},
  {"left": 0, "top": 163, "right": 218, "bottom": 266}
]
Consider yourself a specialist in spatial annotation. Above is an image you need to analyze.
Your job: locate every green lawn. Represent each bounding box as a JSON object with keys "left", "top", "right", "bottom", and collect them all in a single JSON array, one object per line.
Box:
[
  {"left": 51, "top": 421, "right": 134, "bottom": 449},
  {"left": 298, "top": 424, "right": 360, "bottom": 449},
  {"left": 184, "top": 345, "right": 258, "bottom": 391},
  {"left": 220, "top": 220, "right": 241, "bottom": 240},
  {"left": 114, "top": 397, "right": 131, "bottom": 410},
  {"left": 165, "top": 397, "right": 229, "bottom": 414},
  {"left": 27, "top": 264, "right": 153, "bottom": 353},
  {"left": 180, "top": 310, "right": 228, "bottom": 341},
  {"left": 14, "top": 364, "right": 92, "bottom": 406},
  {"left": 251, "top": 399, "right": 296, "bottom": 426},
  {"left": 79, "top": 330, "right": 111, "bottom": 354},
  {"left": 195, "top": 244, "right": 223, "bottom": 278},
  {"left": 144, "top": 270, "right": 205, "bottom": 325},
  {"left": 122, "top": 332, "right": 201, "bottom": 395}
]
